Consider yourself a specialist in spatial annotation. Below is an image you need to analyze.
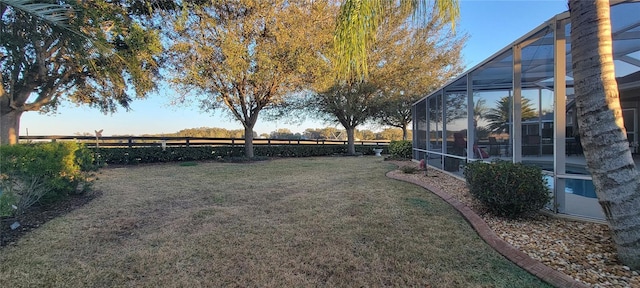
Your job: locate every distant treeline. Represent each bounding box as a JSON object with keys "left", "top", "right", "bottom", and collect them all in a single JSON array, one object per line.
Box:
[
  {"left": 146, "top": 127, "right": 248, "bottom": 139},
  {"left": 87, "top": 127, "right": 411, "bottom": 141}
]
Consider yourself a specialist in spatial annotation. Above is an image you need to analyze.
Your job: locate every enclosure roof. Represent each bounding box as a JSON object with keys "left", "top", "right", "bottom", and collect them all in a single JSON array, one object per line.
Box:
[{"left": 415, "top": 0, "right": 640, "bottom": 103}]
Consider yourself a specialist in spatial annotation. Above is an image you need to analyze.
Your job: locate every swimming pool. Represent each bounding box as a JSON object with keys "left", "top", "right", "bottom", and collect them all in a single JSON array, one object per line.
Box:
[{"left": 527, "top": 161, "right": 597, "bottom": 199}]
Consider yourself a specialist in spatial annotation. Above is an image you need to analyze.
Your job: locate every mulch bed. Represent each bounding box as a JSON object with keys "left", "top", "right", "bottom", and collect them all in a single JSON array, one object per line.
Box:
[{"left": 0, "top": 191, "right": 101, "bottom": 247}]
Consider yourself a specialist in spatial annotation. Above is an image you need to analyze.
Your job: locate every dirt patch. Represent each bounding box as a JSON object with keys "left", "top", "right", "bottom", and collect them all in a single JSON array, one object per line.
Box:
[{"left": 0, "top": 191, "right": 101, "bottom": 247}]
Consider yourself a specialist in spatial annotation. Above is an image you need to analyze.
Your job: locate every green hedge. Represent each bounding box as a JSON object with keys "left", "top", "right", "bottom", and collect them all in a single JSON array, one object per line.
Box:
[
  {"left": 0, "top": 142, "right": 95, "bottom": 216},
  {"left": 93, "top": 145, "right": 388, "bottom": 165},
  {"left": 388, "top": 140, "right": 412, "bottom": 159},
  {"left": 463, "top": 160, "right": 551, "bottom": 218}
]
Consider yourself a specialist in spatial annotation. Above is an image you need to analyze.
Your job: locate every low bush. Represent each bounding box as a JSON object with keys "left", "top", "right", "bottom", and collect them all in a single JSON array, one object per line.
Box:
[
  {"left": 400, "top": 165, "right": 419, "bottom": 174},
  {"left": 0, "top": 142, "right": 95, "bottom": 215},
  {"left": 0, "top": 187, "right": 18, "bottom": 217},
  {"left": 463, "top": 160, "right": 551, "bottom": 218},
  {"left": 91, "top": 145, "right": 388, "bottom": 165},
  {"left": 94, "top": 146, "right": 234, "bottom": 165},
  {"left": 389, "top": 140, "right": 412, "bottom": 159}
]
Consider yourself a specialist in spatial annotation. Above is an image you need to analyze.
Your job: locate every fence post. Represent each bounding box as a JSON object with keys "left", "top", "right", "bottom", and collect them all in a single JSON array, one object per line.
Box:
[
  {"left": 128, "top": 137, "right": 133, "bottom": 148},
  {"left": 186, "top": 138, "right": 190, "bottom": 148},
  {"left": 232, "top": 138, "right": 235, "bottom": 148}
]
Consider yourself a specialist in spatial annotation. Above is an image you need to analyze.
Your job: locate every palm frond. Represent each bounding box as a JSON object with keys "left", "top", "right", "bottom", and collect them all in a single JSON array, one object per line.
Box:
[{"left": 1, "top": 0, "right": 72, "bottom": 27}]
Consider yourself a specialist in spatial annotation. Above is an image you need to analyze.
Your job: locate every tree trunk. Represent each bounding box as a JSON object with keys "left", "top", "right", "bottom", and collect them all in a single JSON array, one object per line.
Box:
[
  {"left": 0, "top": 109, "right": 23, "bottom": 145},
  {"left": 346, "top": 126, "right": 356, "bottom": 155},
  {"left": 244, "top": 126, "right": 255, "bottom": 158},
  {"left": 570, "top": 0, "right": 640, "bottom": 269}
]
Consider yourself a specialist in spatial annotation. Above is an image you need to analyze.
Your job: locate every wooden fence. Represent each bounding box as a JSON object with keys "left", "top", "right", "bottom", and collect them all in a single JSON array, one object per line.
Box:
[{"left": 19, "top": 135, "right": 391, "bottom": 148}]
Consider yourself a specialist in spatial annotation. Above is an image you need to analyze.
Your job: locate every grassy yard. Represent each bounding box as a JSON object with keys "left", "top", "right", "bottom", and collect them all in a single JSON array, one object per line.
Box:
[{"left": 0, "top": 157, "right": 550, "bottom": 287}]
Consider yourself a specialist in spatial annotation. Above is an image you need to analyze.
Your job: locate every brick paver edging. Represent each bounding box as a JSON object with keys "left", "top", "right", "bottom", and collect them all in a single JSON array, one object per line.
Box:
[{"left": 386, "top": 171, "right": 589, "bottom": 288}]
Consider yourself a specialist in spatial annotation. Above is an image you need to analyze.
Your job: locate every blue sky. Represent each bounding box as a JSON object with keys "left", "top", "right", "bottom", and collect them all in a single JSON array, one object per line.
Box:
[{"left": 21, "top": 0, "right": 569, "bottom": 136}]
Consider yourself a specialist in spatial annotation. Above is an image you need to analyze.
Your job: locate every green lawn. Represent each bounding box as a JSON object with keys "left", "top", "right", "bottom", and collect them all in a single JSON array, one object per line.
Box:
[{"left": 0, "top": 157, "right": 551, "bottom": 287}]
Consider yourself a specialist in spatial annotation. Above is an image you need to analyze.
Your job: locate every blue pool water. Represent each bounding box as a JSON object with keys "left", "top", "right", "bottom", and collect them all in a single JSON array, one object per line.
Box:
[
  {"left": 565, "top": 178, "right": 597, "bottom": 198},
  {"left": 543, "top": 174, "right": 597, "bottom": 199},
  {"left": 528, "top": 161, "right": 597, "bottom": 199}
]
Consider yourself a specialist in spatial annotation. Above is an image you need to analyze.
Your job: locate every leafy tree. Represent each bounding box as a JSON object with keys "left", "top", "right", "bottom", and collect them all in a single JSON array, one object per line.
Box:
[
  {"left": 375, "top": 14, "right": 465, "bottom": 140},
  {"left": 358, "top": 129, "right": 376, "bottom": 140},
  {"left": 139, "top": 127, "right": 250, "bottom": 138},
  {"left": 377, "top": 128, "right": 407, "bottom": 141},
  {"left": 471, "top": 97, "right": 491, "bottom": 141},
  {"left": 303, "top": 127, "right": 344, "bottom": 140},
  {"left": 334, "top": 0, "right": 640, "bottom": 269},
  {"left": 0, "top": 0, "right": 162, "bottom": 144},
  {"left": 307, "top": 5, "right": 459, "bottom": 154},
  {"left": 475, "top": 126, "right": 491, "bottom": 140},
  {"left": 426, "top": 92, "right": 467, "bottom": 139},
  {"left": 270, "top": 128, "right": 300, "bottom": 139},
  {"left": 484, "top": 96, "right": 536, "bottom": 134},
  {"left": 569, "top": 0, "right": 640, "bottom": 268},
  {"left": 303, "top": 128, "right": 322, "bottom": 140},
  {"left": 334, "top": 0, "right": 459, "bottom": 80},
  {"left": 166, "top": 0, "right": 335, "bottom": 158},
  {"left": 473, "top": 98, "right": 488, "bottom": 129},
  {"left": 306, "top": 80, "right": 381, "bottom": 154},
  {"left": 172, "top": 127, "right": 245, "bottom": 138}
]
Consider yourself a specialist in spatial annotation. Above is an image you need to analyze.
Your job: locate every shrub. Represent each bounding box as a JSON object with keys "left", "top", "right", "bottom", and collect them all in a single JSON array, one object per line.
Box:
[
  {"left": 463, "top": 160, "right": 551, "bottom": 218},
  {"left": 90, "top": 145, "right": 389, "bottom": 165},
  {"left": 0, "top": 142, "right": 95, "bottom": 215},
  {"left": 389, "top": 140, "right": 412, "bottom": 159},
  {"left": 0, "top": 186, "right": 18, "bottom": 217},
  {"left": 400, "top": 165, "right": 419, "bottom": 174}
]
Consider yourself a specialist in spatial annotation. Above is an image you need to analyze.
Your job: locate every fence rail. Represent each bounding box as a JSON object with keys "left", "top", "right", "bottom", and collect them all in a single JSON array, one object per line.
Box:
[{"left": 19, "top": 135, "right": 391, "bottom": 148}]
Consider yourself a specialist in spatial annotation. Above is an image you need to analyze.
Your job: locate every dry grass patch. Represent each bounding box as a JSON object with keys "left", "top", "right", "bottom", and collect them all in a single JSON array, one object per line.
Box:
[{"left": 0, "top": 157, "right": 550, "bottom": 287}]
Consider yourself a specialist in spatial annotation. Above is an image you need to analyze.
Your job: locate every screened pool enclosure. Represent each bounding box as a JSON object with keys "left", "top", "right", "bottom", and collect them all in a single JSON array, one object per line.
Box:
[{"left": 411, "top": 0, "right": 640, "bottom": 220}]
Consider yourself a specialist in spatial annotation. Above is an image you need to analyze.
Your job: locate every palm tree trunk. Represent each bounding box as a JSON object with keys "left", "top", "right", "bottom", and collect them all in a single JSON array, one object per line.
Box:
[{"left": 570, "top": 0, "right": 640, "bottom": 269}]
